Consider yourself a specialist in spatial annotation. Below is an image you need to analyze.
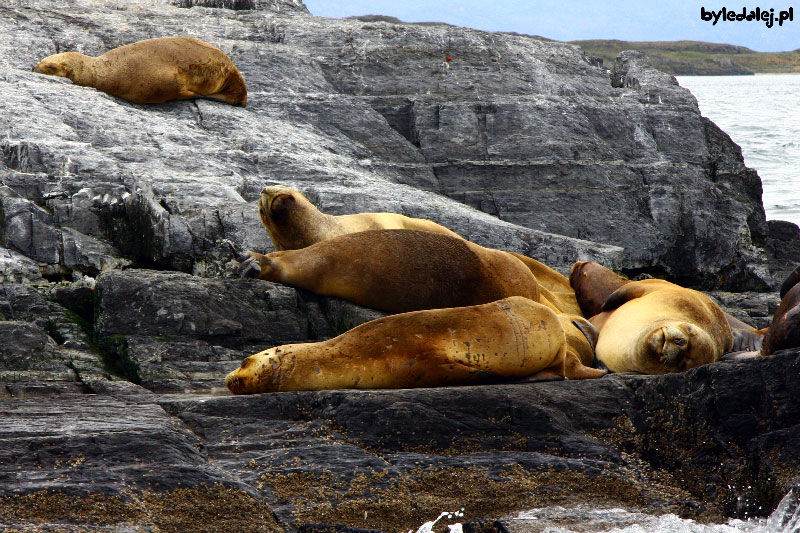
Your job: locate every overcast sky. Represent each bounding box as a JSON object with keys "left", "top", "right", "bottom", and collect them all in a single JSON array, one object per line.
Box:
[{"left": 302, "top": 0, "right": 800, "bottom": 52}]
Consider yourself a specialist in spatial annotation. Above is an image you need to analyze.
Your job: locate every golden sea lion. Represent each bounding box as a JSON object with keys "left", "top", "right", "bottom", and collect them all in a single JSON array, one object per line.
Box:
[
  {"left": 762, "top": 266, "right": 800, "bottom": 356},
  {"left": 238, "top": 229, "right": 541, "bottom": 314},
  {"left": 33, "top": 37, "right": 247, "bottom": 106},
  {"left": 226, "top": 296, "right": 568, "bottom": 393},
  {"left": 257, "top": 185, "right": 461, "bottom": 251},
  {"left": 590, "top": 279, "right": 733, "bottom": 374}
]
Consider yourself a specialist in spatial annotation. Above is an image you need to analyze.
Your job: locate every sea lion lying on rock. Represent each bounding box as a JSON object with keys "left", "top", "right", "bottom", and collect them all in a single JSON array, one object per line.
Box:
[
  {"left": 226, "top": 296, "right": 569, "bottom": 393},
  {"left": 239, "top": 229, "right": 540, "bottom": 314},
  {"left": 762, "top": 265, "right": 800, "bottom": 356},
  {"left": 33, "top": 37, "right": 247, "bottom": 106},
  {"left": 590, "top": 279, "right": 734, "bottom": 374},
  {"left": 255, "top": 184, "right": 583, "bottom": 317},
  {"left": 257, "top": 185, "right": 460, "bottom": 251},
  {"left": 571, "top": 261, "right": 763, "bottom": 355}
]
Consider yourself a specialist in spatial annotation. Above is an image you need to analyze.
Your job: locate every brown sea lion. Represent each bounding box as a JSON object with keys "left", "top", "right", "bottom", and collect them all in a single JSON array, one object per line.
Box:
[
  {"left": 762, "top": 266, "right": 800, "bottom": 356},
  {"left": 226, "top": 296, "right": 568, "bottom": 393},
  {"left": 254, "top": 185, "right": 587, "bottom": 317},
  {"left": 590, "top": 279, "right": 733, "bottom": 374},
  {"left": 258, "top": 185, "right": 460, "bottom": 251},
  {"left": 33, "top": 37, "right": 247, "bottom": 106},
  {"left": 569, "top": 261, "right": 629, "bottom": 318},
  {"left": 239, "top": 229, "right": 540, "bottom": 314}
]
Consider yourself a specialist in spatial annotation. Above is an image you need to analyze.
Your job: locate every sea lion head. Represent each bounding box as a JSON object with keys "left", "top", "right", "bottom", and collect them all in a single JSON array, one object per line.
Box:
[
  {"left": 33, "top": 52, "right": 84, "bottom": 80},
  {"left": 642, "top": 321, "right": 716, "bottom": 373},
  {"left": 569, "top": 261, "right": 629, "bottom": 318},
  {"left": 226, "top": 347, "right": 283, "bottom": 394},
  {"left": 258, "top": 185, "right": 320, "bottom": 251}
]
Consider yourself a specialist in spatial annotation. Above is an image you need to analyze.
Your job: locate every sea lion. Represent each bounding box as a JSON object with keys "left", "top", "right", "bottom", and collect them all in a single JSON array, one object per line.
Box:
[
  {"left": 238, "top": 229, "right": 541, "bottom": 314},
  {"left": 257, "top": 185, "right": 461, "bottom": 251},
  {"left": 225, "top": 296, "right": 568, "bottom": 393},
  {"left": 33, "top": 37, "right": 247, "bottom": 106},
  {"left": 569, "top": 261, "right": 629, "bottom": 318},
  {"left": 255, "top": 185, "right": 585, "bottom": 316},
  {"left": 590, "top": 279, "right": 733, "bottom": 374},
  {"left": 569, "top": 261, "right": 761, "bottom": 352},
  {"left": 762, "top": 266, "right": 800, "bottom": 356}
]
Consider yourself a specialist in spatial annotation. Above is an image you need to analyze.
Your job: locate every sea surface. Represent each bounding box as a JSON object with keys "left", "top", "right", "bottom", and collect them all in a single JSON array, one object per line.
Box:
[
  {"left": 413, "top": 490, "right": 800, "bottom": 532},
  {"left": 677, "top": 74, "right": 800, "bottom": 228}
]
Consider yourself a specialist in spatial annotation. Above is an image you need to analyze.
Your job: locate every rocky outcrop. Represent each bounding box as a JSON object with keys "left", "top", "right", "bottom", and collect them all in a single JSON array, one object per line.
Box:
[
  {"left": 0, "top": 0, "right": 798, "bottom": 531},
  {"left": 0, "top": 0, "right": 788, "bottom": 289}
]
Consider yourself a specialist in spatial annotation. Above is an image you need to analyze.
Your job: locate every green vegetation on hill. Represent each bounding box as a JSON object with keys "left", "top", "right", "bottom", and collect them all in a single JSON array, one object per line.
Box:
[{"left": 570, "top": 39, "right": 800, "bottom": 75}]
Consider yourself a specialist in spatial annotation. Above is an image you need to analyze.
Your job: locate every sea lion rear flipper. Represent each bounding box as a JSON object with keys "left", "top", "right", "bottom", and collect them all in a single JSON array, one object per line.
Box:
[
  {"left": 730, "top": 328, "right": 765, "bottom": 353},
  {"left": 601, "top": 284, "right": 648, "bottom": 312}
]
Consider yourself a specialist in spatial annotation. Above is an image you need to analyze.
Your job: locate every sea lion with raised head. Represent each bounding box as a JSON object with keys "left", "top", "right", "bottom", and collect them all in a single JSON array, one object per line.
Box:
[
  {"left": 226, "top": 296, "right": 568, "bottom": 393},
  {"left": 33, "top": 37, "right": 247, "bottom": 106},
  {"left": 238, "top": 229, "right": 541, "bottom": 314},
  {"left": 590, "top": 279, "right": 733, "bottom": 374},
  {"left": 762, "top": 265, "right": 800, "bottom": 356},
  {"left": 257, "top": 185, "right": 461, "bottom": 251},
  {"left": 255, "top": 185, "right": 587, "bottom": 317}
]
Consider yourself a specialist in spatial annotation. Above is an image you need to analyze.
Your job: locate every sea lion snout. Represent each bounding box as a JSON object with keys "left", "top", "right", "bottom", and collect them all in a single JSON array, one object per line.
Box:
[{"left": 649, "top": 324, "right": 690, "bottom": 368}]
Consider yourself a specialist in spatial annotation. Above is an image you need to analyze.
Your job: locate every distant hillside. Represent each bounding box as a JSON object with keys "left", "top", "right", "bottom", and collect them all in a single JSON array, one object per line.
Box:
[{"left": 570, "top": 40, "right": 800, "bottom": 75}]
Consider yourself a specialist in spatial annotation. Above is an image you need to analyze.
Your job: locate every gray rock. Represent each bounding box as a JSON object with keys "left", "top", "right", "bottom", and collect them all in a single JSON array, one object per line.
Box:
[
  {"left": 0, "top": 0, "right": 772, "bottom": 287},
  {"left": 93, "top": 269, "right": 387, "bottom": 391},
  {"left": 709, "top": 291, "right": 781, "bottom": 330}
]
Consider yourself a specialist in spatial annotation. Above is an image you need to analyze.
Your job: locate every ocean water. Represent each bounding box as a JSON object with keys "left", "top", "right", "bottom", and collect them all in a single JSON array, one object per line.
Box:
[
  {"left": 677, "top": 74, "right": 800, "bottom": 228},
  {"left": 413, "top": 490, "right": 800, "bottom": 532}
]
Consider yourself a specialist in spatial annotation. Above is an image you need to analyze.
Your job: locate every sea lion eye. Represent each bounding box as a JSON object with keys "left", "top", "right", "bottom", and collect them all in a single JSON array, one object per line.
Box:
[{"left": 673, "top": 338, "right": 686, "bottom": 346}]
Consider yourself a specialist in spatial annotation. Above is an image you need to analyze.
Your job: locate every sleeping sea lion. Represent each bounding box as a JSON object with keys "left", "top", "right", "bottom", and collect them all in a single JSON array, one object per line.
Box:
[
  {"left": 258, "top": 185, "right": 460, "bottom": 251},
  {"left": 590, "top": 279, "right": 733, "bottom": 374},
  {"left": 570, "top": 261, "right": 763, "bottom": 353},
  {"left": 33, "top": 37, "right": 247, "bottom": 106},
  {"left": 225, "top": 296, "right": 568, "bottom": 393}
]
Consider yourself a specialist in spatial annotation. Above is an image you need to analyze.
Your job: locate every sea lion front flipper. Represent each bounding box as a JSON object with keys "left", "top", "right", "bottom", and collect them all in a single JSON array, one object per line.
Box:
[
  {"left": 237, "top": 252, "right": 262, "bottom": 279},
  {"left": 572, "top": 318, "right": 599, "bottom": 351},
  {"left": 601, "top": 284, "right": 648, "bottom": 312},
  {"left": 565, "top": 318, "right": 607, "bottom": 379}
]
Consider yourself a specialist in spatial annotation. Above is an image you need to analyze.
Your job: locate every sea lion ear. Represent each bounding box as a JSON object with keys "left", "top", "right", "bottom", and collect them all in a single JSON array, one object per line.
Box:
[{"left": 601, "top": 284, "right": 647, "bottom": 312}]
